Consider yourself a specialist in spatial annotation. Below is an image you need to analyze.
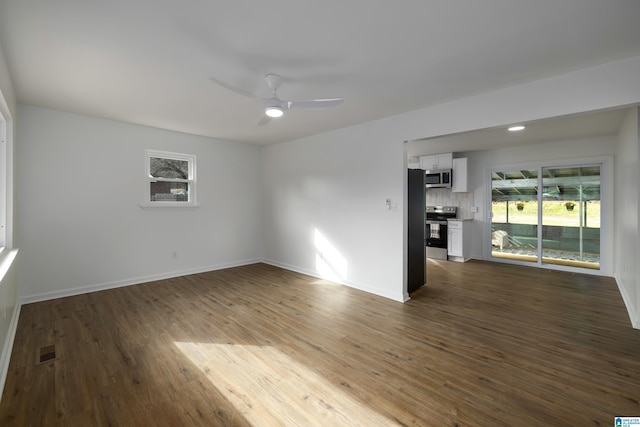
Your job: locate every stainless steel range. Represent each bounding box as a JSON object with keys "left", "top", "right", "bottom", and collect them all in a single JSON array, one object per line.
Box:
[{"left": 426, "top": 206, "right": 457, "bottom": 260}]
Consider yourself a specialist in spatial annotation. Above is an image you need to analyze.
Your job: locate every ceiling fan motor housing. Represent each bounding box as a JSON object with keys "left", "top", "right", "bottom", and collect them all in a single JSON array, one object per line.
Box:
[
  {"left": 264, "top": 97, "right": 284, "bottom": 109},
  {"left": 265, "top": 74, "right": 283, "bottom": 91}
]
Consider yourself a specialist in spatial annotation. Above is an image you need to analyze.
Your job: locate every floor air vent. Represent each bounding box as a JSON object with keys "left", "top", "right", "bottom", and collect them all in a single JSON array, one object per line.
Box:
[{"left": 37, "top": 344, "right": 56, "bottom": 364}]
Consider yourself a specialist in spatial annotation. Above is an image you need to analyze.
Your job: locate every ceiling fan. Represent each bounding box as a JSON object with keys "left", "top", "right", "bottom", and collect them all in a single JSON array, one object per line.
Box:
[{"left": 210, "top": 74, "right": 343, "bottom": 125}]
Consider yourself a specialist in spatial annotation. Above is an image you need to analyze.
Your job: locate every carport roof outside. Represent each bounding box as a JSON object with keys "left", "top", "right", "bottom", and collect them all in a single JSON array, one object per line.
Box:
[{"left": 491, "top": 166, "right": 601, "bottom": 202}]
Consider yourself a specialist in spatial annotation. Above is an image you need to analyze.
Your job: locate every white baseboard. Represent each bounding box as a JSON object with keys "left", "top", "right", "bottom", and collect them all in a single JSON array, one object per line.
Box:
[
  {"left": 615, "top": 273, "right": 640, "bottom": 329},
  {"left": 262, "top": 259, "right": 330, "bottom": 284},
  {"left": 262, "top": 258, "right": 407, "bottom": 303},
  {"left": 19, "top": 258, "right": 262, "bottom": 305},
  {"left": 0, "top": 302, "right": 21, "bottom": 402},
  {"left": 20, "top": 256, "right": 407, "bottom": 306}
]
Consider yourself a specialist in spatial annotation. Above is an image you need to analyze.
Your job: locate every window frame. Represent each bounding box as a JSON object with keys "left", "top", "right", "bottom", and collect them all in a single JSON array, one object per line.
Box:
[
  {"left": 0, "top": 115, "right": 6, "bottom": 247},
  {"left": 142, "top": 149, "right": 197, "bottom": 209}
]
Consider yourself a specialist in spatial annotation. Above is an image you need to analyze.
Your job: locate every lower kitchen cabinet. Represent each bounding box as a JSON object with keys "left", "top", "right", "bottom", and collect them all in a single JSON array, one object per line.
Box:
[{"left": 447, "top": 220, "right": 471, "bottom": 262}]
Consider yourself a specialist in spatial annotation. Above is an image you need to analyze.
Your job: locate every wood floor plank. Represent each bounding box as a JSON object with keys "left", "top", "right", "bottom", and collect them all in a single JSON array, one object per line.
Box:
[{"left": 1, "top": 260, "right": 640, "bottom": 425}]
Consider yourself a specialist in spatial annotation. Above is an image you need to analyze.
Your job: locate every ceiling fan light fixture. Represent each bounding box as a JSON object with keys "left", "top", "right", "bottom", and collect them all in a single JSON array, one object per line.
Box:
[{"left": 265, "top": 106, "right": 284, "bottom": 118}]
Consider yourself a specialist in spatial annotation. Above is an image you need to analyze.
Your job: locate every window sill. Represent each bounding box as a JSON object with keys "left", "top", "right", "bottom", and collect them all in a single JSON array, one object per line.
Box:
[
  {"left": 138, "top": 203, "right": 200, "bottom": 211},
  {"left": 0, "top": 248, "right": 18, "bottom": 283}
]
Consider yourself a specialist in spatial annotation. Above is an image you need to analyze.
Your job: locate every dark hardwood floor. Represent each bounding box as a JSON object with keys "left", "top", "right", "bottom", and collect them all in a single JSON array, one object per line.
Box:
[{"left": 1, "top": 260, "right": 639, "bottom": 426}]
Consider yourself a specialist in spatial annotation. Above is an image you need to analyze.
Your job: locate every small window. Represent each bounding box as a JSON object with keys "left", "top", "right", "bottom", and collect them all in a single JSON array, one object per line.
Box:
[{"left": 145, "top": 150, "right": 196, "bottom": 207}]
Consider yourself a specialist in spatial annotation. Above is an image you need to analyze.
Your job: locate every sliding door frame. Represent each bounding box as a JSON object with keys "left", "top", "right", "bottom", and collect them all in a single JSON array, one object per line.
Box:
[{"left": 487, "top": 155, "right": 614, "bottom": 276}]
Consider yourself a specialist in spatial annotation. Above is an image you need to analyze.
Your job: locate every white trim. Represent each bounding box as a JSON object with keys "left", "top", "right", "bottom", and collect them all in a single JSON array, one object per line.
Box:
[
  {"left": 486, "top": 155, "right": 613, "bottom": 276},
  {"left": 19, "top": 258, "right": 260, "bottom": 305},
  {"left": 0, "top": 302, "right": 21, "bottom": 401},
  {"left": 262, "top": 258, "right": 408, "bottom": 303},
  {"left": 138, "top": 203, "right": 200, "bottom": 210},
  {"left": 0, "top": 249, "right": 20, "bottom": 402},
  {"left": 0, "top": 249, "right": 17, "bottom": 283},
  {"left": 144, "top": 149, "right": 197, "bottom": 207},
  {"left": 615, "top": 273, "right": 640, "bottom": 329},
  {"left": 17, "top": 256, "right": 405, "bottom": 307},
  {"left": 0, "top": 116, "right": 6, "bottom": 248}
]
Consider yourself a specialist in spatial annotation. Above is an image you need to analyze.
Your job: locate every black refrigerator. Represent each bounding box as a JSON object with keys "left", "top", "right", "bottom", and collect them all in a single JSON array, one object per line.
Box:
[{"left": 407, "top": 169, "right": 426, "bottom": 293}]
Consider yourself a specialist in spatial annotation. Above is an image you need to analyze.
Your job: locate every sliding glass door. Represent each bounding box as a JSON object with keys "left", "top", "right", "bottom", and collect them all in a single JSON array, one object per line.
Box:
[
  {"left": 541, "top": 166, "right": 600, "bottom": 269},
  {"left": 491, "top": 164, "right": 601, "bottom": 270},
  {"left": 491, "top": 169, "right": 538, "bottom": 263}
]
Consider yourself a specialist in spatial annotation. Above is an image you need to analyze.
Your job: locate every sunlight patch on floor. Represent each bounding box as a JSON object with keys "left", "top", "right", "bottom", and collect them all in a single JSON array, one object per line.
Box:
[
  {"left": 174, "top": 342, "right": 399, "bottom": 426},
  {"left": 308, "top": 278, "right": 343, "bottom": 287}
]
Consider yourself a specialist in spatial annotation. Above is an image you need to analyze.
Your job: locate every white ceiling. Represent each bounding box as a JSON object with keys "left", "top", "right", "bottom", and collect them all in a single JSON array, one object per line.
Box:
[
  {"left": 407, "top": 107, "right": 632, "bottom": 156},
  {"left": 1, "top": 1, "right": 640, "bottom": 145}
]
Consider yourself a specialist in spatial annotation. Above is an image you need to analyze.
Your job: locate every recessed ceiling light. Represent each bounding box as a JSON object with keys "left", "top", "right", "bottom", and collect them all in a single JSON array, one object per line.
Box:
[{"left": 508, "top": 125, "right": 525, "bottom": 132}]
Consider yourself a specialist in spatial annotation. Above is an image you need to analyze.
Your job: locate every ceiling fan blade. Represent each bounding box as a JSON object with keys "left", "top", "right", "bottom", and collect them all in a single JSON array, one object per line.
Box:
[
  {"left": 211, "top": 73, "right": 342, "bottom": 124},
  {"left": 257, "top": 114, "right": 271, "bottom": 126},
  {"left": 287, "top": 98, "right": 343, "bottom": 111},
  {"left": 209, "top": 77, "right": 258, "bottom": 100}
]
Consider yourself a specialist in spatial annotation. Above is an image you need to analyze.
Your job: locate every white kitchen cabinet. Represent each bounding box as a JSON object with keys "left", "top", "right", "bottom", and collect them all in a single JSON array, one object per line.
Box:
[
  {"left": 452, "top": 157, "right": 468, "bottom": 192},
  {"left": 447, "top": 219, "right": 471, "bottom": 262},
  {"left": 419, "top": 152, "right": 453, "bottom": 171},
  {"left": 408, "top": 156, "right": 421, "bottom": 169}
]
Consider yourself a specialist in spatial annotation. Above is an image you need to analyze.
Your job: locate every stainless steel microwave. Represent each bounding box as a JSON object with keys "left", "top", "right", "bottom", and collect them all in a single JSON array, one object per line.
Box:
[{"left": 425, "top": 169, "right": 452, "bottom": 188}]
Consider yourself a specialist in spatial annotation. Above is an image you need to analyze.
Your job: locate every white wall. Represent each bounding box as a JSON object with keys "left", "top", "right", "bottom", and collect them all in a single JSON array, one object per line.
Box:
[
  {"left": 615, "top": 108, "right": 639, "bottom": 327},
  {"left": 262, "top": 55, "right": 640, "bottom": 307},
  {"left": 262, "top": 126, "right": 407, "bottom": 301},
  {"left": 15, "top": 105, "right": 263, "bottom": 302}
]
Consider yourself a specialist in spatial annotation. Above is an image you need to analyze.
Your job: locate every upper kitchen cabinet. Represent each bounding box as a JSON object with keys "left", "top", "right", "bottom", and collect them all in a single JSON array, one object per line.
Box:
[
  {"left": 452, "top": 157, "right": 468, "bottom": 193},
  {"left": 407, "top": 156, "right": 421, "bottom": 169},
  {"left": 419, "top": 153, "right": 453, "bottom": 171}
]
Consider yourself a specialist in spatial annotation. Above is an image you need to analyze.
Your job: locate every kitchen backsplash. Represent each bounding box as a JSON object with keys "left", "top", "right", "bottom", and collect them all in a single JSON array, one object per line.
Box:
[{"left": 425, "top": 188, "right": 474, "bottom": 219}]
